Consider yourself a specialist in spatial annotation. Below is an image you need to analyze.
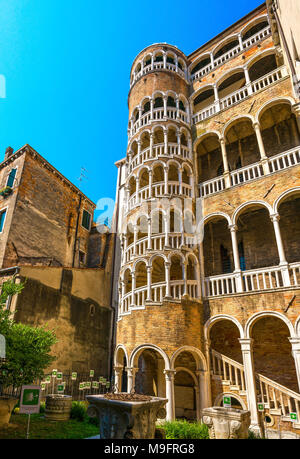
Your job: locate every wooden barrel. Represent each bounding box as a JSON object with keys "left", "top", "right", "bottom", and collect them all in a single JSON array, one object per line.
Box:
[{"left": 45, "top": 395, "right": 72, "bottom": 421}]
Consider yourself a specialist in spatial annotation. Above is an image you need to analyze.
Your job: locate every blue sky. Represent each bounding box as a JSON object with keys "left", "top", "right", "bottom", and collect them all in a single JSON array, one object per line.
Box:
[{"left": 0, "top": 0, "right": 263, "bottom": 221}]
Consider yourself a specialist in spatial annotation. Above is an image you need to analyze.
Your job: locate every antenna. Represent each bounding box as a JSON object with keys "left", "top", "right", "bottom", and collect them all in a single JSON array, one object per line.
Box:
[{"left": 77, "top": 167, "right": 89, "bottom": 183}]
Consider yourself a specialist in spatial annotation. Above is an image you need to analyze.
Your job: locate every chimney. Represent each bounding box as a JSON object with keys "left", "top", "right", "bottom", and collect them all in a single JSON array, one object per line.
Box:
[{"left": 4, "top": 147, "right": 14, "bottom": 161}]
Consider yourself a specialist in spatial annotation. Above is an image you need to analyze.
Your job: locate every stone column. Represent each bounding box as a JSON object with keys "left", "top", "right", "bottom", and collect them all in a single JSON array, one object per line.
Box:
[
  {"left": 164, "top": 165, "right": 169, "bottom": 195},
  {"left": 178, "top": 168, "right": 183, "bottom": 194},
  {"left": 131, "top": 271, "right": 136, "bottom": 307},
  {"left": 204, "top": 340, "right": 212, "bottom": 407},
  {"left": 138, "top": 107, "right": 143, "bottom": 128},
  {"left": 150, "top": 132, "right": 154, "bottom": 158},
  {"left": 289, "top": 338, "right": 300, "bottom": 392},
  {"left": 136, "top": 177, "right": 140, "bottom": 204},
  {"left": 164, "top": 370, "right": 176, "bottom": 421},
  {"left": 114, "top": 366, "right": 123, "bottom": 393},
  {"left": 244, "top": 66, "right": 253, "bottom": 95},
  {"left": 229, "top": 224, "right": 243, "bottom": 293},
  {"left": 146, "top": 266, "right": 152, "bottom": 302},
  {"left": 163, "top": 52, "right": 167, "bottom": 69},
  {"left": 133, "top": 225, "right": 138, "bottom": 256},
  {"left": 147, "top": 217, "right": 152, "bottom": 250},
  {"left": 151, "top": 55, "right": 154, "bottom": 71},
  {"left": 270, "top": 213, "right": 291, "bottom": 286},
  {"left": 126, "top": 367, "right": 139, "bottom": 393},
  {"left": 194, "top": 385, "right": 201, "bottom": 421},
  {"left": 164, "top": 129, "right": 168, "bottom": 155},
  {"left": 163, "top": 95, "right": 168, "bottom": 120},
  {"left": 210, "top": 52, "right": 214, "bottom": 68},
  {"left": 175, "top": 55, "right": 179, "bottom": 73},
  {"left": 253, "top": 122, "right": 270, "bottom": 175},
  {"left": 164, "top": 214, "right": 170, "bottom": 248},
  {"left": 176, "top": 97, "right": 180, "bottom": 119},
  {"left": 239, "top": 339, "right": 259, "bottom": 428},
  {"left": 176, "top": 130, "right": 181, "bottom": 157},
  {"left": 213, "top": 84, "right": 220, "bottom": 112},
  {"left": 196, "top": 369, "right": 209, "bottom": 415},
  {"left": 165, "top": 262, "right": 171, "bottom": 299},
  {"left": 121, "top": 281, "right": 125, "bottom": 314},
  {"left": 183, "top": 261, "right": 188, "bottom": 297},
  {"left": 238, "top": 32, "right": 244, "bottom": 51},
  {"left": 150, "top": 98, "right": 154, "bottom": 120},
  {"left": 149, "top": 170, "right": 153, "bottom": 199}
]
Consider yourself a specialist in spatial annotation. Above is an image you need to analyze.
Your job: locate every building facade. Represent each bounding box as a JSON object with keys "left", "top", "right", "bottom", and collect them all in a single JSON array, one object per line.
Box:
[
  {"left": 0, "top": 144, "right": 114, "bottom": 376},
  {"left": 113, "top": 2, "right": 300, "bottom": 433}
]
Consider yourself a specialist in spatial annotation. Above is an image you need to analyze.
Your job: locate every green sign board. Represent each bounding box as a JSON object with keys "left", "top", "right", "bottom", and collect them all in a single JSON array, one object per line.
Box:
[
  {"left": 106, "top": 382, "right": 110, "bottom": 389},
  {"left": 71, "top": 372, "right": 77, "bottom": 381},
  {"left": 99, "top": 377, "right": 104, "bottom": 383},
  {"left": 92, "top": 381, "right": 99, "bottom": 389},
  {"left": 52, "top": 369, "right": 57, "bottom": 378},
  {"left": 86, "top": 382, "right": 91, "bottom": 389},
  {"left": 19, "top": 385, "right": 41, "bottom": 414},
  {"left": 57, "top": 372, "right": 63, "bottom": 380},
  {"left": 41, "top": 383, "right": 46, "bottom": 391},
  {"left": 258, "top": 403, "right": 264, "bottom": 412},
  {"left": 57, "top": 383, "right": 65, "bottom": 394},
  {"left": 223, "top": 396, "right": 231, "bottom": 408},
  {"left": 290, "top": 413, "right": 298, "bottom": 422},
  {"left": 79, "top": 383, "right": 85, "bottom": 390},
  {"left": 90, "top": 370, "right": 94, "bottom": 378},
  {"left": 45, "top": 376, "right": 51, "bottom": 384}
]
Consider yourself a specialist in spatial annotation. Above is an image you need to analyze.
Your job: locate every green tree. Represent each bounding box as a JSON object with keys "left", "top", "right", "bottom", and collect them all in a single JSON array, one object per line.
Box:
[{"left": 0, "top": 279, "right": 57, "bottom": 393}]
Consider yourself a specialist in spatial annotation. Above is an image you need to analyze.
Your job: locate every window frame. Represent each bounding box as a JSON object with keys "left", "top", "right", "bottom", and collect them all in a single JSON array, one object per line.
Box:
[
  {"left": 6, "top": 167, "right": 18, "bottom": 189},
  {"left": 0, "top": 207, "right": 8, "bottom": 234},
  {"left": 81, "top": 209, "right": 92, "bottom": 231}
]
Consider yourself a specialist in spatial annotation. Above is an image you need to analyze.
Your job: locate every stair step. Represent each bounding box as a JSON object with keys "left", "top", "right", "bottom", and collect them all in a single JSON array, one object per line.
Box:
[
  {"left": 221, "top": 380, "right": 231, "bottom": 386},
  {"left": 269, "top": 409, "right": 282, "bottom": 416}
]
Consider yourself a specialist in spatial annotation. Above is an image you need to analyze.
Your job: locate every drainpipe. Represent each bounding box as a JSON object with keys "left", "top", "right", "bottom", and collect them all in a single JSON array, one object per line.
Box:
[{"left": 72, "top": 194, "right": 82, "bottom": 268}]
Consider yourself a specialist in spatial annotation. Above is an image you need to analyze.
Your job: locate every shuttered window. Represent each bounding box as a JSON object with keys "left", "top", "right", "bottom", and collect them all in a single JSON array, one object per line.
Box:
[
  {"left": 6, "top": 169, "right": 17, "bottom": 188},
  {"left": 82, "top": 210, "right": 91, "bottom": 230},
  {"left": 0, "top": 209, "right": 7, "bottom": 233}
]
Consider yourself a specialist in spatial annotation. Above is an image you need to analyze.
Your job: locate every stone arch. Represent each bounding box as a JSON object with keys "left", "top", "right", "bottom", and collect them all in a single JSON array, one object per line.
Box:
[
  {"left": 255, "top": 97, "right": 296, "bottom": 124},
  {"left": 222, "top": 114, "right": 255, "bottom": 139},
  {"left": 204, "top": 315, "right": 244, "bottom": 341},
  {"left": 240, "top": 14, "right": 269, "bottom": 38},
  {"left": 203, "top": 211, "right": 232, "bottom": 226},
  {"left": 212, "top": 33, "right": 239, "bottom": 58},
  {"left": 129, "top": 343, "right": 170, "bottom": 370},
  {"left": 232, "top": 200, "right": 272, "bottom": 226},
  {"left": 244, "top": 311, "right": 296, "bottom": 339},
  {"left": 295, "top": 316, "right": 300, "bottom": 337},
  {"left": 170, "top": 346, "right": 207, "bottom": 371},
  {"left": 273, "top": 187, "right": 300, "bottom": 214},
  {"left": 114, "top": 344, "right": 129, "bottom": 367}
]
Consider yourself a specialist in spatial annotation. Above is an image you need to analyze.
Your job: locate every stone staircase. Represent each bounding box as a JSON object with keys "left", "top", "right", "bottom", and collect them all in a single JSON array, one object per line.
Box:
[{"left": 211, "top": 349, "right": 300, "bottom": 432}]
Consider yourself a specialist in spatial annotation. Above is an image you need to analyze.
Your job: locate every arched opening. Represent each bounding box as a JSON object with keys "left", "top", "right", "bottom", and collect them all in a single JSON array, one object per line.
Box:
[
  {"left": 123, "top": 268, "right": 132, "bottom": 294},
  {"left": 170, "top": 254, "right": 183, "bottom": 281},
  {"left": 126, "top": 222, "right": 134, "bottom": 247},
  {"left": 151, "top": 210, "right": 165, "bottom": 235},
  {"left": 136, "top": 215, "right": 148, "bottom": 241},
  {"left": 169, "top": 209, "right": 181, "bottom": 234},
  {"left": 197, "top": 134, "right": 223, "bottom": 183},
  {"left": 214, "top": 38, "right": 239, "bottom": 61},
  {"left": 187, "top": 255, "right": 197, "bottom": 281},
  {"left": 181, "top": 131, "right": 188, "bottom": 147},
  {"left": 174, "top": 369, "right": 197, "bottom": 420},
  {"left": 142, "top": 98, "right": 151, "bottom": 115},
  {"left": 218, "top": 71, "right": 246, "bottom": 101},
  {"left": 191, "top": 55, "right": 211, "bottom": 76},
  {"left": 168, "top": 126, "right": 177, "bottom": 144},
  {"left": 154, "top": 52, "right": 163, "bottom": 63},
  {"left": 128, "top": 176, "right": 136, "bottom": 196},
  {"left": 259, "top": 102, "right": 300, "bottom": 158},
  {"left": 248, "top": 53, "right": 277, "bottom": 82},
  {"left": 210, "top": 320, "right": 243, "bottom": 364},
  {"left": 193, "top": 88, "right": 214, "bottom": 114},
  {"left": 277, "top": 192, "right": 300, "bottom": 265},
  {"left": 225, "top": 118, "right": 260, "bottom": 171},
  {"left": 167, "top": 96, "right": 176, "bottom": 108},
  {"left": 242, "top": 19, "right": 269, "bottom": 41},
  {"left": 135, "top": 261, "right": 147, "bottom": 289},
  {"left": 251, "top": 316, "right": 298, "bottom": 391},
  {"left": 139, "top": 168, "right": 149, "bottom": 192},
  {"left": 203, "top": 217, "right": 233, "bottom": 276},
  {"left": 152, "top": 256, "right": 166, "bottom": 284},
  {"left": 182, "top": 165, "right": 191, "bottom": 185},
  {"left": 154, "top": 96, "right": 164, "bottom": 109},
  {"left": 143, "top": 54, "right": 152, "bottom": 68},
  {"left": 168, "top": 163, "right": 179, "bottom": 182},
  {"left": 135, "top": 349, "right": 166, "bottom": 399},
  {"left": 153, "top": 127, "right": 164, "bottom": 145},
  {"left": 141, "top": 131, "right": 150, "bottom": 151},
  {"left": 115, "top": 347, "right": 128, "bottom": 393},
  {"left": 131, "top": 140, "right": 138, "bottom": 159},
  {"left": 236, "top": 204, "right": 278, "bottom": 271}
]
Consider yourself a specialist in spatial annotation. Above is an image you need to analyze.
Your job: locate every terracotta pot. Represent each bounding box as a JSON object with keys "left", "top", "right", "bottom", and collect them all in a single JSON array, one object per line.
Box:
[
  {"left": 45, "top": 395, "right": 72, "bottom": 421},
  {"left": 0, "top": 396, "right": 18, "bottom": 427}
]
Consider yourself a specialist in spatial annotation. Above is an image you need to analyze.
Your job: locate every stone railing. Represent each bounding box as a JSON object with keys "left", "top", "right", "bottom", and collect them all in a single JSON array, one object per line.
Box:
[
  {"left": 129, "top": 107, "right": 189, "bottom": 139},
  {"left": 199, "top": 145, "right": 300, "bottom": 198},
  {"left": 191, "top": 25, "right": 271, "bottom": 82},
  {"left": 204, "top": 262, "right": 300, "bottom": 298},
  {"left": 131, "top": 61, "right": 187, "bottom": 88},
  {"left": 192, "top": 66, "right": 287, "bottom": 124},
  {"left": 211, "top": 350, "right": 246, "bottom": 391},
  {"left": 210, "top": 349, "right": 300, "bottom": 424},
  {"left": 127, "top": 144, "right": 192, "bottom": 175}
]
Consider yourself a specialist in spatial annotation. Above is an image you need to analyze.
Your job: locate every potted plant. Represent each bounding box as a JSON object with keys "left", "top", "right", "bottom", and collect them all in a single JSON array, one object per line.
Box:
[
  {"left": 0, "top": 186, "right": 13, "bottom": 198},
  {"left": 86, "top": 392, "right": 167, "bottom": 439},
  {"left": 0, "top": 279, "right": 57, "bottom": 426}
]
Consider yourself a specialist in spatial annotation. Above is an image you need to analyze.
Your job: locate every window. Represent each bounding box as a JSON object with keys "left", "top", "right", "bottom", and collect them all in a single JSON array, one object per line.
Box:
[
  {"left": 6, "top": 169, "right": 17, "bottom": 188},
  {"left": 82, "top": 210, "right": 91, "bottom": 231},
  {"left": 221, "top": 244, "right": 232, "bottom": 274},
  {"left": 0, "top": 209, "right": 7, "bottom": 233}
]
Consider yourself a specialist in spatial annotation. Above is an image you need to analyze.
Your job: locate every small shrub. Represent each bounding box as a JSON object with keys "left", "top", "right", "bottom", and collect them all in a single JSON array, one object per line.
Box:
[
  {"left": 160, "top": 420, "right": 209, "bottom": 440},
  {"left": 40, "top": 402, "right": 45, "bottom": 414},
  {"left": 70, "top": 401, "right": 87, "bottom": 422}
]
